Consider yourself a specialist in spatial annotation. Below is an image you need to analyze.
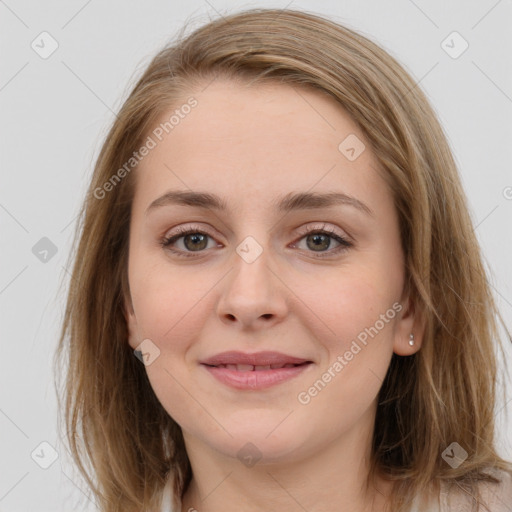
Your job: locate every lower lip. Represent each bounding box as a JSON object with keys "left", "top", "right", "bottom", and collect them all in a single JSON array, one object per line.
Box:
[{"left": 201, "top": 363, "right": 313, "bottom": 390}]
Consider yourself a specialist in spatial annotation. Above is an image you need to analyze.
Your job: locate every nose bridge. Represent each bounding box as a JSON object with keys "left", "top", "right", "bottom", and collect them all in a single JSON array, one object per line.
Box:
[
  {"left": 216, "top": 233, "right": 288, "bottom": 327},
  {"left": 229, "top": 233, "right": 274, "bottom": 302}
]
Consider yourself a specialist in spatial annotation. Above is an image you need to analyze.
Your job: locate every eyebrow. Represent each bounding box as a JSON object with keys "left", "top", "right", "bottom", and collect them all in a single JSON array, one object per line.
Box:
[{"left": 146, "top": 190, "right": 373, "bottom": 216}]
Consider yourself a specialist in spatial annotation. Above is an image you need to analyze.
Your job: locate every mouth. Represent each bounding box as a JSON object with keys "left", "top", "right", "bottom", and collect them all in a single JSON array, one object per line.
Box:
[
  {"left": 203, "top": 362, "right": 311, "bottom": 371},
  {"left": 200, "top": 350, "right": 313, "bottom": 368},
  {"left": 199, "top": 352, "right": 314, "bottom": 390}
]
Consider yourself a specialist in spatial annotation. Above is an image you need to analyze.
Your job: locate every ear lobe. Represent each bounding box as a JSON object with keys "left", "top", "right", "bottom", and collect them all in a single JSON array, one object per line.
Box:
[
  {"left": 124, "top": 297, "right": 139, "bottom": 350},
  {"left": 393, "top": 293, "right": 425, "bottom": 356}
]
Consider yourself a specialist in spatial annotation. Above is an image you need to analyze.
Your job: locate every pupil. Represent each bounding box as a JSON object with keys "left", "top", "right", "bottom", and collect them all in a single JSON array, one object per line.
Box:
[
  {"left": 182, "top": 233, "right": 331, "bottom": 252},
  {"left": 185, "top": 233, "right": 207, "bottom": 251},
  {"left": 308, "top": 234, "right": 329, "bottom": 251}
]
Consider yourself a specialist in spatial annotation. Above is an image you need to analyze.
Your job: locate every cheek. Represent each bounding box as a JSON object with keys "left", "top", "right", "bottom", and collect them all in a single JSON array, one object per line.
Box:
[
  {"left": 294, "top": 261, "right": 401, "bottom": 345},
  {"left": 128, "top": 259, "right": 217, "bottom": 426},
  {"left": 293, "top": 283, "right": 396, "bottom": 429},
  {"left": 293, "top": 262, "right": 400, "bottom": 404},
  {"left": 129, "top": 251, "right": 210, "bottom": 343}
]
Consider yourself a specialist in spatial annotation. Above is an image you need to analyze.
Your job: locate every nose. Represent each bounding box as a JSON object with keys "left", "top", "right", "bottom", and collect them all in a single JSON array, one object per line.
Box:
[{"left": 216, "top": 245, "right": 289, "bottom": 330}]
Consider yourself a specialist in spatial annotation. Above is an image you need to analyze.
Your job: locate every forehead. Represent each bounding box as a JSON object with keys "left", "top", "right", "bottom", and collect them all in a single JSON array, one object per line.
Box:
[{"left": 132, "top": 79, "right": 388, "bottom": 216}]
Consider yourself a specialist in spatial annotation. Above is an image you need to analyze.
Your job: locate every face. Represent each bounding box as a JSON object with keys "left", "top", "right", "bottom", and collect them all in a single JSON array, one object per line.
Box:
[{"left": 125, "top": 78, "right": 419, "bottom": 464}]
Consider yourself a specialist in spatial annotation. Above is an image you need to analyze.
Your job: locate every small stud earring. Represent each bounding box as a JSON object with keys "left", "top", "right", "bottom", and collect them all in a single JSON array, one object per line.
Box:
[{"left": 409, "top": 333, "right": 415, "bottom": 346}]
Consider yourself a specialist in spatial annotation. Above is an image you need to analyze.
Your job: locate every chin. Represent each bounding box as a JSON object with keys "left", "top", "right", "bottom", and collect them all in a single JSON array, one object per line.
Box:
[{"left": 201, "top": 419, "right": 316, "bottom": 466}]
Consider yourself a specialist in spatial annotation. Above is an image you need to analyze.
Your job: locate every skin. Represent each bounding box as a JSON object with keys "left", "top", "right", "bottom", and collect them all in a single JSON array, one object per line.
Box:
[{"left": 125, "top": 78, "right": 424, "bottom": 512}]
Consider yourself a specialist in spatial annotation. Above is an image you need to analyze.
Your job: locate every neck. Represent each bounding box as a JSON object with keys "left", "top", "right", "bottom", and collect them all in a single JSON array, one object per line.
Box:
[{"left": 179, "top": 406, "right": 392, "bottom": 512}]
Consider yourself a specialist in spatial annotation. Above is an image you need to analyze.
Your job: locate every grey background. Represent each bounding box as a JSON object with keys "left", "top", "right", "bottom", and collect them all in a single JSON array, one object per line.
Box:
[{"left": 1, "top": 1, "right": 511, "bottom": 510}]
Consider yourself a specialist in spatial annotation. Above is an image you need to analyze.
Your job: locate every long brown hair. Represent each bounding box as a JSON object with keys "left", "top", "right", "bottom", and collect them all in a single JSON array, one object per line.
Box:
[{"left": 54, "top": 8, "right": 512, "bottom": 512}]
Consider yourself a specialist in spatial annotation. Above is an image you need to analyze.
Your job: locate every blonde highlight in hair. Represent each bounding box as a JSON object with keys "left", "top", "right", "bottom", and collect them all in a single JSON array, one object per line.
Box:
[{"left": 54, "top": 8, "right": 511, "bottom": 512}]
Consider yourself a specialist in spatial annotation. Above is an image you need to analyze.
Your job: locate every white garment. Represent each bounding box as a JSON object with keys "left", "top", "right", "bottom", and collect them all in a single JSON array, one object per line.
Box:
[
  {"left": 159, "top": 469, "right": 512, "bottom": 511},
  {"left": 409, "top": 468, "right": 512, "bottom": 511},
  {"left": 159, "top": 479, "right": 181, "bottom": 512}
]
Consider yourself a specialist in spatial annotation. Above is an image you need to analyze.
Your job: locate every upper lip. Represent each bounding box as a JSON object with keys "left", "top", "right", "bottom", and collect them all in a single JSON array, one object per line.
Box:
[{"left": 200, "top": 351, "right": 312, "bottom": 367}]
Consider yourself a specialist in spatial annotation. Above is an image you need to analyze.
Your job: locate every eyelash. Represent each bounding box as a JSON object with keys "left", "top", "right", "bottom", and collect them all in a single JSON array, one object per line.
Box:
[{"left": 159, "top": 223, "right": 353, "bottom": 259}]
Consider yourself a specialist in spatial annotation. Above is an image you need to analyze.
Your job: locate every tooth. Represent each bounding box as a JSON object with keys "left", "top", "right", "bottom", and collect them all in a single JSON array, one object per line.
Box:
[
  {"left": 270, "top": 364, "right": 284, "bottom": 369},
  {"left": 283, "top": 363, "right": 296, "bottom": 368},
  {"left": 255, "top": 365, "right": 271, "bottom": 370},
  {"left": 236, "top": 364, "right": 255, "bottom": 371},
  {"left": 225, "top": 364, "right": 237, "bottom": 370}
]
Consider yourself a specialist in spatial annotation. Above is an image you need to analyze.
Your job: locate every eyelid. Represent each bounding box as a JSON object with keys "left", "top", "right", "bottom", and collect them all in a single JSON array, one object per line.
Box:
[
  {"left": 161, "top": 223, "right": 219, "bottom": 241},
  {"left": 289, "top": 223, "right": 353, "bottom": 258},
  {"left": 160, "top": 222, "right": 353, "bottom": 258},
  {"left": 295, "top": 222, "right": 351, "bottom": 241},
  {"left": 160, "top": 224, "right": 220, "bottom": 257},
  {"left": 162, "top": 222, "right": 350, "bottom": 242}
]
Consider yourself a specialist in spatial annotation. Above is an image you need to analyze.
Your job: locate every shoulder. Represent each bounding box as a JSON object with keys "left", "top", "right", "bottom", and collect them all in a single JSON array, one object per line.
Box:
[
  {"left": 475, "top": 468, "right": 512, "bottom": 511},
  {"left": 441, "top": 468, "right": 512, "bottom": 511}
]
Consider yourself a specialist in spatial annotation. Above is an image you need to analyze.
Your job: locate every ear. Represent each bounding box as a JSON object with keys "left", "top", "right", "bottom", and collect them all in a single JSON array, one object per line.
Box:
[
  {"left": 393, "top": 290, "right": 425, "bottom": 356},
  {"left": 124, "top": 294, "right": 140, "bottom": 351}
]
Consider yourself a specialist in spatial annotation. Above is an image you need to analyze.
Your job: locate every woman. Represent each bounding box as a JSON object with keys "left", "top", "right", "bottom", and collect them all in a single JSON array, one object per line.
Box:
[{"left": 55, "top": 8, "right": 512, "bottom": 512}]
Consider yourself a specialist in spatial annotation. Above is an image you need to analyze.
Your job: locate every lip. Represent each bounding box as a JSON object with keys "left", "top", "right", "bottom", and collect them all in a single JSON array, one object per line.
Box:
[
  {"left": 200, "top": 351, "right": 314, "bottom": 390},
  {"left": 200, "top": 350, "right": 311, "bottom": 367}
]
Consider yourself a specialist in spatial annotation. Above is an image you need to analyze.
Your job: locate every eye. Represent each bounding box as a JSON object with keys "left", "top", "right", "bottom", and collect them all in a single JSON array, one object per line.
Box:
[
  {"left": 291, "top": 223, "right": 352, "bottom": 258},
  {"left": 160, "top": 223, "right": 353, "bottom": 259},
  {"left": 160, "top": 226, "right": 217, "bottom": 258}
]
